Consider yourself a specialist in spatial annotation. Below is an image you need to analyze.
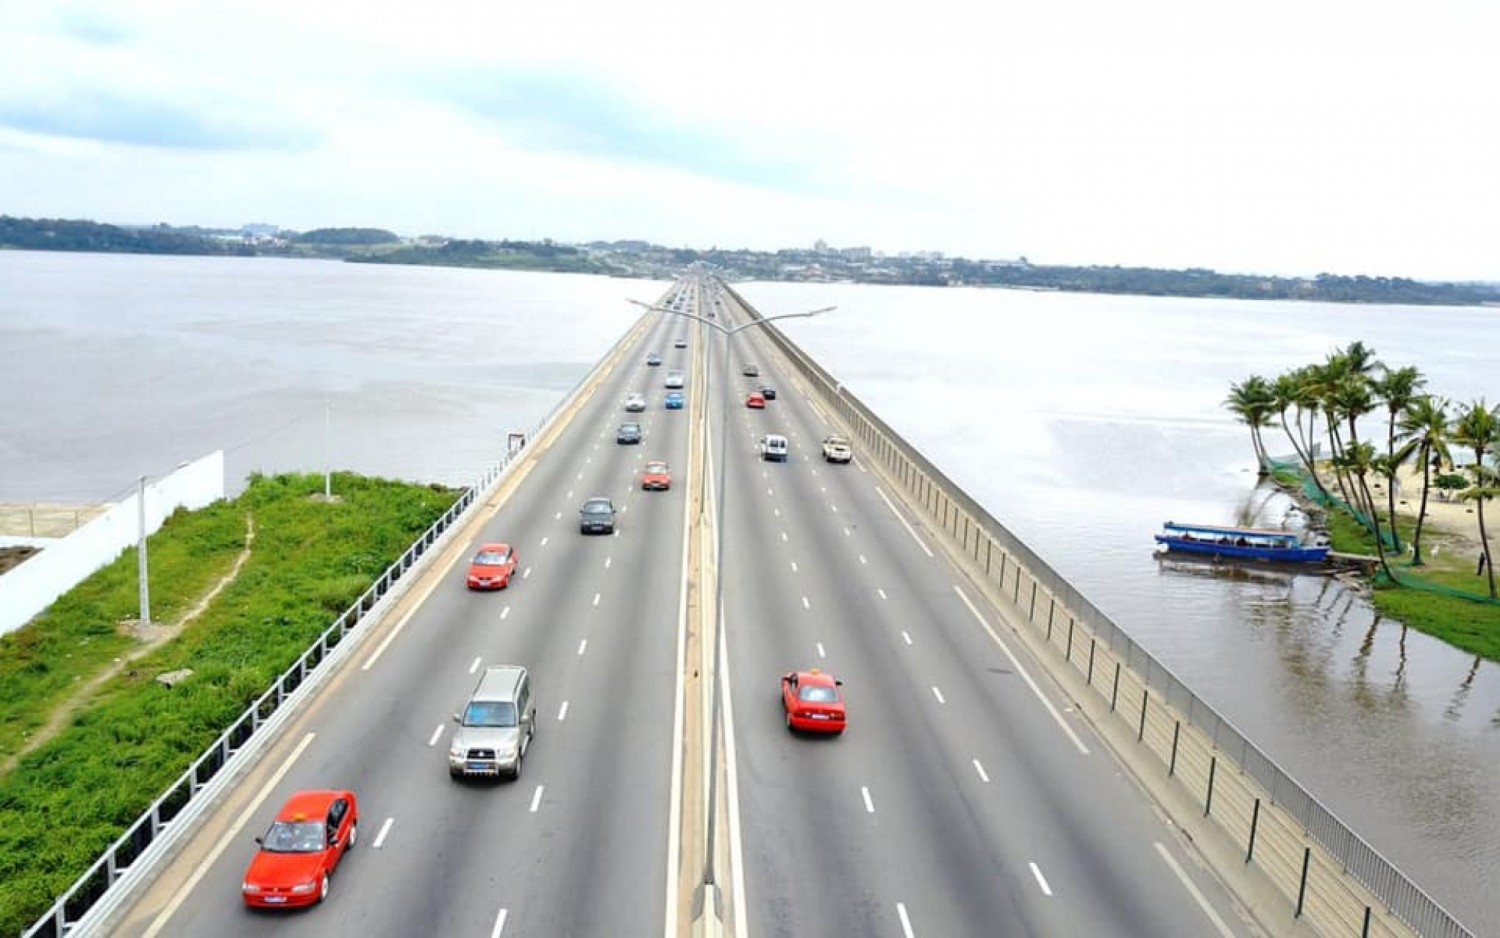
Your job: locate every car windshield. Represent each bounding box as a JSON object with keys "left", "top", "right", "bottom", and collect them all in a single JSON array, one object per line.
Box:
[
  {"left": 620, "top": 424, "right": 639, "bottom": 434},
  {"left": 584, "top": 500, "right": 612, "bottom": 514},
  {"left": 463, "top": 701, "right": 518, "bottom": 727},
  {"left": 799, "top": 685, "right": 839, "bottom": 703},
  {"left": 261, "top": 820, "right": 327, "bottom": 854},
  {"left": 646, "top": 463, "right": 667, "bottom": 473},
  {"left": 474, "top": 550, "right": 510, "bottom": 565}
]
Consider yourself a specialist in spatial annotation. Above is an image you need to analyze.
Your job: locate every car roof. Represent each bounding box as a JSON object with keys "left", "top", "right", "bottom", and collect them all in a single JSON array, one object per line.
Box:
[
  {"left": 276, "top": 789, "right": 346, "bottom": 820},
  {"left": 645, "top": 461, "right": 668, "bottom": 470},
  {"left": 476, "top": 542, "right": 511, "bottom": 553}
]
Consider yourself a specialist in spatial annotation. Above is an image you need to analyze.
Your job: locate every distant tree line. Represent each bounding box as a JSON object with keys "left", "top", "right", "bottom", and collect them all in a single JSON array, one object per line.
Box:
[{"left": 0, "top": 216, "right": 253, "bottom": 256}]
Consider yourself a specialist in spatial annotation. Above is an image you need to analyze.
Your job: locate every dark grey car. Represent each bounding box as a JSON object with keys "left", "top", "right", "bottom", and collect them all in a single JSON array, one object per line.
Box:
[
  {"left": 617, "top": 422, "right": 642, "bottom": 444},
  {"left": 580, "top": 496, "right": 617, "bottom": 534}
]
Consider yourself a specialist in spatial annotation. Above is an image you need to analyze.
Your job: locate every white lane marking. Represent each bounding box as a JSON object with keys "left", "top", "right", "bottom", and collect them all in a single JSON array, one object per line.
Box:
[
  {"left": 566, "top": 488, "right": 573, "bottom": 499},
  {"left": 605, "top": 556, "right": 612, "bottom": 569},
  {"left": 593, "top": 592, "right": 601, "bottom": 606},
  {"left": 859, "top": 554, "right": 868, "bottom": 565},
  {"left": 932, "top": 686, "right": 946, "bottom": 704},
  {"left": 875, "top": 486, "right": 934, "bottom": 557},
  {"left": 973, "top": 759, "right": 990, "bottom": 782},
  {"left": 144, "top": 732, "right": 317, "bottom": 937},
  {"left": 816, "top": 642, "right": 826, "bottom": 658},
  {"left": 529, "top": 786, "right": 544, "bottom": 813},
  {"left": 554, "top": 511, "right": 562, "bottom": 520},
  {"left": 954, "top": 585, "right": 1090, "bottom": 755},
  {"left": 373, "top": 816, "right": 395, "bottom": 849},
  {"left": 774, "top": 507, "right": 781, "bottom": 517},
  {"left": 558, "top": 701, "right": 570, "bottom": 722},
  {"left": 767, "top": 487, "right": 773, "bottom": 496},
  {"left": 540, "top": 536, "right": 549, "bottom": 547},
  {"left": 501, "top": 606, "right": 511, "bottom": 620},
  {"left": 861, "top": 786, "right": 875, "bottom": 813},
  {"left": 897, "top": 902, "right": 915, "bottom": 938},
  {"left": 843, "top": 527, "right": 852, "bottom": 537},
  {"left": 578, "top": 639, "right": 588, "bottom": 656},
  {"left": 877, "top": 588, "right": 888, "bottom": 600},
  {"left": 1030, "top": 862, "right": 1053, "bottom": 896},
  {"left": 577, "top": 472, "right": 584, "bottom": 480},
  {"left": 790, "top": 560, "right": 798, "bottom": 572},
  {"left": 801, "top": 596, "right": 810, "bottom": 610},
  {"left": 901, "top": 630, "right": 913, "bottom": 645},
  {"left": 428, "top": 724, "right": 444, "bottom": 747},
  {"left": 781, "top": 531, "right": 788, "bottom": 542},
  {"left": 522, "top": 566, "right": 532, "bottom": 579},
  {"left": 1154, "top": 842, "right": 1236, "bottom": 937},
  {"left": 491, "top": 908, "right": 508, "bottom": 938},
  {"left": 469, "top": 656, "right": 482, "bottom": 674},
  {"left": 830, "top": 503, "right": 839, "bottom": 513}
]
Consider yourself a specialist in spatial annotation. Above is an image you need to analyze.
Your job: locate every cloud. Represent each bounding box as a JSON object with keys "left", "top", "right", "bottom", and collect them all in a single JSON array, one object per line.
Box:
[{"left": 0, "top": 93, "right": 316, "bottom": 151}]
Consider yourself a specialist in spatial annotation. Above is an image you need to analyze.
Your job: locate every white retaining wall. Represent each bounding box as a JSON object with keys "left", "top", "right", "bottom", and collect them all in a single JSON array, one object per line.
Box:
[{"left": 0, "top": 451, "right": 226, "bottom": 636}]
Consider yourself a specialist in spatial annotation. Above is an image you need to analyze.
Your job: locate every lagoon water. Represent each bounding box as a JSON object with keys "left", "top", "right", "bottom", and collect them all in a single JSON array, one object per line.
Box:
[{"left": 2, "top": 251, "right": 1498, "bottom": 928}]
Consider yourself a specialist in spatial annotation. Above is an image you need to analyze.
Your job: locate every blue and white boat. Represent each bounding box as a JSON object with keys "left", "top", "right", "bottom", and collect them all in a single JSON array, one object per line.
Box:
[{"left": 1154, "top": 521, "right": 1330, "bottom": 563}]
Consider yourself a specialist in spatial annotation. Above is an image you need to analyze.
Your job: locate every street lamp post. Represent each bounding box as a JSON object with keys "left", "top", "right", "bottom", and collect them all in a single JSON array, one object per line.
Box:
[{"left": 629, "top": 286, "right": 834, "bottom": 913}]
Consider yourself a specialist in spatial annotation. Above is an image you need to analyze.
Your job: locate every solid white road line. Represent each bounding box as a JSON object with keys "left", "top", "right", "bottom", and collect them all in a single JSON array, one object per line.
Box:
[
  {"left": 816, "top": 642, "right": 826, "bottom": 658},
  {"left": 558, "top": 701, "right": 569, "bottom": 721},
  {"left": 932, "top": 686, "right": 946, "bottom": 704},
  {"left": 501, "top": 606, "right": 511, "bottom": 619},
  {"left": 1030, "top": 862, "right": 1053, "bottom": 896},
  {"left": 897, "top": 902, "right": 915, "bottom": 937},
  {"left": 972, "top": 759, "right": 990, "bottom": 783},
  {"left": 469, "top": 656, "right": 482, "bottom": 674},
  {"left": 1154, "top": 842, "right": 1236, "bottom": 937},
  {"left": 373, "top": 816, "right": 395, "bottom": 849},
  {"left": 861, "top": 786, "right": 875, "bottom": 813},
  {"left": 491, "top": 907, "right": 508, "bottom": 938},
  {"left": 875, "top": 486, "right": 934, "bottom": 557},
  {"left": 144, "top": 732, "right": 317, "bottom": 938},
  {"left": 901, "top": 630, "right": 912, "bottom": 645},
  {"left": 428, "top": 724, "right": 444, "bottom": 747},
  {"left": 578, "top": 639, "right": 588, "bottom": 656},
  {"left": 953, "top": 586, "right": 1090, "bottom": 755},
  {"left": 529, "top": 786, "right": 544, "bottom": 813},
  {"left": 361, "top": 539, "right": 458, "bottom": 670}
]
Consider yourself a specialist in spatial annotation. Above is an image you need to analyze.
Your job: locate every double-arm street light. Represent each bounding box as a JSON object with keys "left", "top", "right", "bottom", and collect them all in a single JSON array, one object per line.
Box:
[{"left": 628, "top": 282, "right": 833, "bottom": 925}]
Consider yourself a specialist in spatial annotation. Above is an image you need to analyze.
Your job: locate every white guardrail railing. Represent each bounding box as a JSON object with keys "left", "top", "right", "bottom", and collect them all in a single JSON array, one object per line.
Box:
[{"left": 21, "top": 318, "right": 638, "bottom": 938}]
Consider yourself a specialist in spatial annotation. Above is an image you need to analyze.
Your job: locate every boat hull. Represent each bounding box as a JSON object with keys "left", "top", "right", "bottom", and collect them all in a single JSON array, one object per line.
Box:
[{"left": 1153, "top": 535, "right": 1329, "bottom": 563}]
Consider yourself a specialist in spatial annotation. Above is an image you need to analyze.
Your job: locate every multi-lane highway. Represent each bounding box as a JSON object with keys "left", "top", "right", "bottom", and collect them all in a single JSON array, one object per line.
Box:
[{"left": 106, "top": 276, "right": 1259, "bottom": 937}]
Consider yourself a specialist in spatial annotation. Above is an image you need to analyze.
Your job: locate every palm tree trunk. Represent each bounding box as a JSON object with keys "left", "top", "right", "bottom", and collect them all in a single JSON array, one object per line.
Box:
[
  {"left": 1280, "top": 412, "right": 1328, "bottom": 496},
  {"left": 1385, "top": 415, "right": 1403, "bottom": 552},
  {"left": 1359, "top": 476, "right": 1395, "bottom": 581},
  {"left": 1411, "top": 443, "right": 1432, "bottom": 566},
  {"left": 1478, "top": 498, "right": 1497, "bottom": 599}
]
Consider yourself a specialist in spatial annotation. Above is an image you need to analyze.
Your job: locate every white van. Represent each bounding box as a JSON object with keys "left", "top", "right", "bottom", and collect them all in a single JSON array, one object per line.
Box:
[{"left": 758, "top": 434, "right": 789, "bottom": 462}]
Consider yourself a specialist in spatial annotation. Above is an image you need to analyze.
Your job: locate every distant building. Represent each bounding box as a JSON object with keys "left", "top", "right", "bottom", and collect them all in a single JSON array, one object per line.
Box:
[
  {"left": 840, "top": 246, "right": 872, "bottom": 260},
  {"left": 813, "top": 239, "right": 829, "bottom": 254}
]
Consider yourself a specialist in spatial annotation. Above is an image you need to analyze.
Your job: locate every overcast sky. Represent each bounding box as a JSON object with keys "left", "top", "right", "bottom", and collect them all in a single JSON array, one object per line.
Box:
[{"left": 1, "top": 1, "right": 1496, "bottom": 279}]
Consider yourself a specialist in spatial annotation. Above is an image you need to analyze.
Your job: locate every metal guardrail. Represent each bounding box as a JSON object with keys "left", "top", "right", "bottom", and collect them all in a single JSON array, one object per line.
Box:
[
  {"left": 19, "top": 321, "right": 629, "bottom": 938},
  {"left": 721, "top": 279, "right": 1474, "bottom": 938}
]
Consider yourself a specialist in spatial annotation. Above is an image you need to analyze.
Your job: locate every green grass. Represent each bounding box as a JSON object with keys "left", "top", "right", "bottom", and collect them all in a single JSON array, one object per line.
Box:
[
  {"left": 1322, "top": 497, "right": 1500, "bottom": 661},
  {"left": 0, "top": 472, "right": 458, "bottom": 935}
]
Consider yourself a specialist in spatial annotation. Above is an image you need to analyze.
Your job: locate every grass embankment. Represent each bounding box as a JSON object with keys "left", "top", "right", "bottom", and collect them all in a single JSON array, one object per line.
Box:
[
  {"left": 0, "top": 473, "right": 458, "bottom": 935},
  {"left": 1325, "top": 509, "right": 1500, "bottom": 661}
]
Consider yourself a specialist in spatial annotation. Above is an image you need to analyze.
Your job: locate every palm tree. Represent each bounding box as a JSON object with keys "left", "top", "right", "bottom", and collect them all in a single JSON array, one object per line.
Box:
[
  {"left": 1224, "top": 376, "right": 1276, "bottom": 473},
  {"left": 1451, "top": 399, "right": 1500, "bottom": 599},
  {"left": 1272, "top": 367, "right": 1330, "bottom": 497},
  {"left": 1332, "top": 370, "right": 1381, "bottom": 538},
  {"left": 1342, "top": 440, "right": 1395, "bottom": 580},
  {"left": 1372, "top": 365, "right": 1426, "bottom": 552},
  {"left": 1395, "top": 395, "right": 1452, "bottom": 565}
]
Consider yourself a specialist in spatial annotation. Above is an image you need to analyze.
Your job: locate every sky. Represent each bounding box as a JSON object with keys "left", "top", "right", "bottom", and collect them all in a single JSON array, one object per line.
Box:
[{"left": 0, "top": 1, "right": 1496, "bottom": 280}]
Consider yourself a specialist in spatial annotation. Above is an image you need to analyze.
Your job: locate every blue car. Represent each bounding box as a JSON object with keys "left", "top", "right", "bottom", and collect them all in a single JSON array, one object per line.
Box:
[{"left": 664, "top": 391, "right": 685, "bottom": 410}]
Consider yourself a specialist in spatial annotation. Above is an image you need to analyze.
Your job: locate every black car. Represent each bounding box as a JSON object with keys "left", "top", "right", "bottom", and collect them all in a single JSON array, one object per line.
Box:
[
  {"left": 674, "top": 338, "right": 689, "bottom": 349},
  {"left": 758, "top": 385, "right": 777, "bottom": 400},
  {"left": 646, "top": 353, "right": 662, "bottom": 367},
  {"left": 616, "top": 422, "right": 642, "bottom": 444},
  {"left": 580, "top": 497, "right": 617, "bottom": 534}
]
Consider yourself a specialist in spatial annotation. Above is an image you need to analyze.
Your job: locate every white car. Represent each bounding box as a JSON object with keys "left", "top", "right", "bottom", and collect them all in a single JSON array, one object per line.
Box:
[
  {"left": 664, "top": 371, "right": 685, "bottom": 389},
  {"left": 758, "top": 434, "right": 789, "bottom": 462},
  {"left": 624, "top": 392, "right": 647, "bottom": 412}
]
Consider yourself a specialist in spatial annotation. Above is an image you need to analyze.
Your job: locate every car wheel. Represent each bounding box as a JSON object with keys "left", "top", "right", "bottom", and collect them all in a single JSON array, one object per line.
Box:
[
  {"left": 785, "top": 710, "right": 794, "bottom": 731},
  {"left": 347, "top": 820, "right": 358, "bottom": 850},
  {"left": 449, "top": 767, "right": 462, "bottom": 779},
  {"left": 318, "top": 873, "right": 330, "bottom": 904},
  {"left": 512, "top": 754, "right": 523, "bottom": 781}
]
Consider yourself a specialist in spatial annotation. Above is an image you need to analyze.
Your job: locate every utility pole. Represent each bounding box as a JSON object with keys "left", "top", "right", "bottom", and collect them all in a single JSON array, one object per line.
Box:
[{"left": 137, "top": 474, "right": 151, "bottom": 625}]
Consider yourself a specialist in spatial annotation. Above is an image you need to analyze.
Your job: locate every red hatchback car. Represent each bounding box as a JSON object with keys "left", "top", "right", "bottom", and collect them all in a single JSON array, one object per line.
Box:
[
  {"left": 781, "top": 669, "right": 846, "bottom": 734},
  {"left": 641, "top": 461, "right": 672, "bottom": 491},
  {"left": 745, "top": 393, "right": 766, "bottom": 409},
  {"left": 466, "top": 542, "right": 517, "bottom": 590},
  {"left": 242, "top": 789, "right": 358, "bottom": 908}
]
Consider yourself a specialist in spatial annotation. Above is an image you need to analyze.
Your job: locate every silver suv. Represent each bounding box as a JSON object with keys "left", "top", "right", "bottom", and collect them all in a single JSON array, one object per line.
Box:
[{"left": 449, "top": 666, "right": 535, "bottom": 780}]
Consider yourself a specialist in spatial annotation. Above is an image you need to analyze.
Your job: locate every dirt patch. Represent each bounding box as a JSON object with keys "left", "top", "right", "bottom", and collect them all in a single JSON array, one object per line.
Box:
[{"left": 0, "top": 546, "right": 39, "bottom": 575}]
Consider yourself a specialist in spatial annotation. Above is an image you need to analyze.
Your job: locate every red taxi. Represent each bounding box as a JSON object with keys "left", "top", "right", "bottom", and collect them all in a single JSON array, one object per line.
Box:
[
  {"left": 242, "top": 789, "right": 358, "bottom": 908},
  {"left": 466, "top": 542, "right": 517, "bottom": 590}
]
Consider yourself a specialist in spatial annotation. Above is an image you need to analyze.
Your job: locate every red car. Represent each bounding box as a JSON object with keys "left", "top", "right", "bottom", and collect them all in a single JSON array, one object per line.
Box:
[
  {"left": 781, "top": 669, "right": 846, "bottom": 734},
  {"left": 641, "top": 460, "right": 672, "bottom": 491},
  {"left": 242, "top": 789, "right": 358, "bottom": 908},
  {"left": 466, "top": 542, "right": 517, "bottom": 590},
  {"left": 745, "top": 393, "right": 766, "bottom": 409}
]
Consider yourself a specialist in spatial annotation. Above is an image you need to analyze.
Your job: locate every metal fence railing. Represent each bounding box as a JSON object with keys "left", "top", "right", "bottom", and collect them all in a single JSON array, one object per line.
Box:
[
  {"left": 722, "top": 280, "right": 1474, "bottom": 938},
  {"left": 22, "top": 310, "right": 647, "bottom": 938}
]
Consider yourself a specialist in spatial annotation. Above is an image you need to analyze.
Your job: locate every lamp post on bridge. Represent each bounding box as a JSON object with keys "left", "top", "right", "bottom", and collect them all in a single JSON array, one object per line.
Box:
[{"left": 629, "top": 281, "right": 833, "bottom": 923}]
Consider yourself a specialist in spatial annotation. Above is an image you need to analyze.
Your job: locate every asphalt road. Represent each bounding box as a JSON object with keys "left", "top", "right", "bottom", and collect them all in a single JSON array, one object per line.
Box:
[{"left": 108, "top": 276, "right": 1259, "bottom": 938}]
